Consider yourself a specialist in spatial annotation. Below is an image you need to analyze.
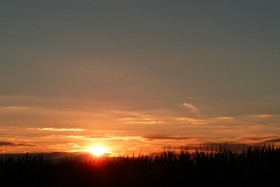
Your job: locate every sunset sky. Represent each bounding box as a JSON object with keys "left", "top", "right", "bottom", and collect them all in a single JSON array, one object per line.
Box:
[{"left": 1, "top": 1, "right": 280, "bottom": 155}]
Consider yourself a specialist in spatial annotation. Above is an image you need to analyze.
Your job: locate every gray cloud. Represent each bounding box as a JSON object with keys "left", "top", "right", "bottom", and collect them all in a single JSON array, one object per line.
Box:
[
  {"left": 0, "top": 141, "right": 35, "bottom": 147},
  {"left": 0, "top": 141, "right": 16, "bottom": 146},
  {"left": 265, "top": 138, "right": 280, "bottom": 143}
]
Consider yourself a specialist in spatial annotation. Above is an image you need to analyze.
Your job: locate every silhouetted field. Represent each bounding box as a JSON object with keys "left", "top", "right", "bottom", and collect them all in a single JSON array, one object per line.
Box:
[{"left": 1, "top": 145, "right": 280, "bottom": 187}]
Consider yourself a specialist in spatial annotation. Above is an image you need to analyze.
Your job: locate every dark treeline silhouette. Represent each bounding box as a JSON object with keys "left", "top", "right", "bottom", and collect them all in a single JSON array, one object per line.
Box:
[{"left": 0, "top": 145, "right": 280, "bottom": 187}]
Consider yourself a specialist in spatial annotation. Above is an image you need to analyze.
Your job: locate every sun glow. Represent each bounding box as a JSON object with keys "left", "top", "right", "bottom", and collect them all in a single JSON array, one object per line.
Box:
[{"left": 87, "top": 145, "right": 108, "bottom": 156}]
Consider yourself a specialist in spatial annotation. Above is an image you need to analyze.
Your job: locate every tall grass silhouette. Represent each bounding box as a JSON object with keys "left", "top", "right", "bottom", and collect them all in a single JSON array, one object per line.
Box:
[{"left": 0, "top": 145, "right": 279, "bottom": 187}]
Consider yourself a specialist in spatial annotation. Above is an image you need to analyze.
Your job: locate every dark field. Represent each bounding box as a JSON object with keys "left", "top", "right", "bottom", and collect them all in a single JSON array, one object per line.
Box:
[{"left": 1, "top": 145, "right": 280, "bottom": 187}]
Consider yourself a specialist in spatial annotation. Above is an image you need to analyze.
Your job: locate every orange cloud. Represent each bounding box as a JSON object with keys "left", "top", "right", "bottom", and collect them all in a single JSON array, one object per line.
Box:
[
  {"left": 255, "top": 114, "right": 273, "bottom": 118},
  {"left": 37, "top": 128, "right": 85, "bottom": 132}
]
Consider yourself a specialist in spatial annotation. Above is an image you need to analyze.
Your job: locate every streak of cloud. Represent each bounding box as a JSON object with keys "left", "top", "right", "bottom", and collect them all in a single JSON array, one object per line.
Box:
[
  {"left": 175, "top": 116, "right": 234, "bottom": 125},
  {"left": 255, "top": 114, "right": 273, "bottom": 118},
  {"left": 0, "top": 106, "right": 33, "bottom": 111},
  {"left": 266, "top": 138, "right": 280, "bottom": 143},
  {"left": 181, "top": 102, "right": 199, "bottom": 116},
  {"left": 67, "top": 135, "right": 144, "bottom": 141},
  {"left": 0, "top": 141, "right": 35, "bottom": 147},
  {"left": 143, "top": 135, "right": 193, "bottom": 141},
  {"left": 119, "top": 116, "right": 165, "bottom": 125},
  {"left": 37, "top": 128, "right": 85, "bottom": 132}
]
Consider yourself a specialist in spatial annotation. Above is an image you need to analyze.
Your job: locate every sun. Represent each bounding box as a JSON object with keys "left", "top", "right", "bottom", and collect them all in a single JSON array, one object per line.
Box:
[{"left": 87, "top": 145, "right": 108, "bottom": 156}]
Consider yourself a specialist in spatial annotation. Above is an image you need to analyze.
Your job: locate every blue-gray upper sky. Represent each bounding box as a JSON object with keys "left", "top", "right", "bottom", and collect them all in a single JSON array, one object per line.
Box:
[{"left": 1, "top": 1, "right": 280, "bottom": 154}]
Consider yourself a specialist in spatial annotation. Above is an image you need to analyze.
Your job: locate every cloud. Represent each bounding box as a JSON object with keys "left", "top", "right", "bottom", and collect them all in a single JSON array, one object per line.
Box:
[
  {"left": 67, "top": 135, "right": 144, "bottom": 141},
  {"left": 0, "top": 141, "right": 35, "bottom": 147},
  {"left": 255, "top": 114, "right": 273, "bottom": 118},
  {"left": 124, "top": 121, "right": 164, "bottom": 125},
  {"left": 176, "top": 117, "right": 207, "bottom": 124},
  {"left": 120, "top": 116, "right": 164, "bottom": 125},
  {"left": 212, "top": 116, "right": 234, "bottom": 120},
  {"left": 0, "top": 106, "right": 33, "bottom": 111},
  {"left": 144, "top": 135, "right": 193, "bottom": 141},
  {"left": 37, "top": 128, "right": 84, "bottom": 132},
  {"left": 175, "top": 116, "right": 234, "bottom": 125},
  {"left": 181, "top": 102, "right": 199, "bottom": 116},
  {"left": 265, "top": 138, "right": 280, "bottom": 143},
  {"left": 0, "top": 141, "right": 16, "bottom": 146},
  {"left": 238, "top": 136, "right": 275, "bottom": 141}
]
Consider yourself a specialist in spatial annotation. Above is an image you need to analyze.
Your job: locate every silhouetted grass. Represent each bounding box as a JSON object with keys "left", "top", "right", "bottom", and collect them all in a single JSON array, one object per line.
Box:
[{"left": 0, "top": 145, "right": 280, "bottom": 187}]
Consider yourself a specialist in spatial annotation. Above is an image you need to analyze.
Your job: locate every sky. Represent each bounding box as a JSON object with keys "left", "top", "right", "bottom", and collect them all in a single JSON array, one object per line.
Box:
[{"left": 1, "top": 0, "right": 280, "bottom": 155}]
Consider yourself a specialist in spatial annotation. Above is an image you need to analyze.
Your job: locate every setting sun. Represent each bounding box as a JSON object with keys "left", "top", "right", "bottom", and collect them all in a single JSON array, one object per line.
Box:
[{"left": 87, "top": 145, "right": 108, "bottom": 156}]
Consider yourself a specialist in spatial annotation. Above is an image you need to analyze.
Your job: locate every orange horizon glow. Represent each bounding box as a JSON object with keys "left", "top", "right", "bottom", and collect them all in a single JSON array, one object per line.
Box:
[{"left": 0, "top": 105, "right": 280, "bottom": 155}]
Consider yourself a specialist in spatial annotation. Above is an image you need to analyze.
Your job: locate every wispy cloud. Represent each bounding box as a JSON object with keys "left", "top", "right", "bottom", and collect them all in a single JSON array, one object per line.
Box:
[
  {"left": 181, "top": 102, "right": 199, "bottom": 116},
  {"left": 212, "top": 116, "right": 234, "bottom": 120},
  {"left": 0, "top": 106, "right": 33, "bottom": 111},
  {"left": 176, "top": 117, "right": 207, "bottom": 124},
  {"left": 124, "top": 121, "right": 164, "bottom": 125},
  {"left": 175, "top": 116, "right": 234, "bottom": 125},
  {"left": 144, "top": 135, "right": 193, "bottom": 141},
  {"left": 255, "top": 114, "right": 273, "bottom": 118},
  {"left": 37, "top": 128, "right": 85, "bottom": 132},
  {"left": 67, "top": 135, "right": 144, "bottom": 141},
  {"left": 120, "top": 117, "right": 164, "bottom": 125}
]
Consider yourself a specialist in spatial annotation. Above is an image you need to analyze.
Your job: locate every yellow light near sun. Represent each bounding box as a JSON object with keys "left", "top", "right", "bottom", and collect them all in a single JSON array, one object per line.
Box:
[{"left": 88, "top": 145, "right": 108, "bottom": 156}]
